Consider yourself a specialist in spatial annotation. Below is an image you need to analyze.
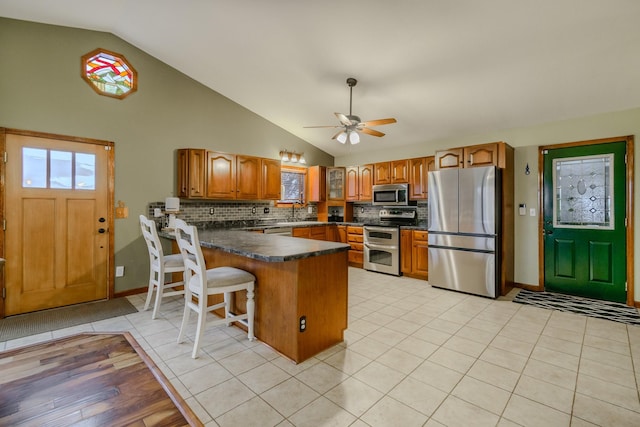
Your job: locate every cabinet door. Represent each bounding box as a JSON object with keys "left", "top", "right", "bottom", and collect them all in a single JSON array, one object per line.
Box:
[
  {"left": 184, "top": 149, "right": 206, "bottom": 198},
  {"left": 435, "top": 148, "right": 464, "bottom": 169},
  {"left": 345, "top": 166, "right": 359, "bottom": 201},
  {"left": 177, "top": 149, "right": 189, "bottom": 198},
  {"left": 236, "top": 155, "right": 260, "bottom": 199},
  {"left": 401, "top": 230, "right": 412, "bottom": 273},
  {"left": 309, "top": 226, "right": 327, "bottom": 241},
  {"left": 359, "top": 164, "right": 373, "bottom": 201},
  {"left": 336, "top": 225, "right": 347, "bottom": 243},
  {"left": 260, "top": 158, "right": 281, "bottom": 200},
  {"left": 412, "top": 231, "right": 428, "bottom": 278},
  {"left": 464, "top": 143, "right": 499, "bottom": 168},
  {"left": 327, "top": 167, "right": 345, "bottom": 200},
  {"left": 374, "top": 162, "right": 391, "bottom": 184},
  {"left": 391, "top": 159, "right": 409, "bottom": 183},
  {"left": 292, "top": 227, "right": 311, "bottom": 238},
  {"left": 409, "top": 157, "right": 426, "bottom": 200},
  {"left": 308, "top": 165, "right": 326, "bottom": 202},
  {"left": 426, "top": 156, "right": 436, "bottom": 173},
  {"left": 206, "top": 152, "right": 235, "bottom": 199}
]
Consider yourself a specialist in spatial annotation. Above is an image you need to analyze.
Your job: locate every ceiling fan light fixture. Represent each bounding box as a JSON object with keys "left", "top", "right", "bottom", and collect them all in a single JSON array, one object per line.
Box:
[
  {"left": 349, "top": 131, "right": 360, "bottom": 144},
  {"left": 337, "top": 132, "right": 347, "bottom": 144}
]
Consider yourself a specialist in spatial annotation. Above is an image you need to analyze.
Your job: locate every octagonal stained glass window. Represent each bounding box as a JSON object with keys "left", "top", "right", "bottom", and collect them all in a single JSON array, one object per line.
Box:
[{"left": 81, "top": 48, "right": 137, "bottom": 99}]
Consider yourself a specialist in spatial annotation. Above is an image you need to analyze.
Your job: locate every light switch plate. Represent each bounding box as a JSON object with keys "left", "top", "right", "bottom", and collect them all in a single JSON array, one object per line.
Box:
[
  {"left": 115, "top": 266, "right": 125, "bottom": 277},
  {"left": 529, "top": 208, "right": 536, "bottom": 216}
]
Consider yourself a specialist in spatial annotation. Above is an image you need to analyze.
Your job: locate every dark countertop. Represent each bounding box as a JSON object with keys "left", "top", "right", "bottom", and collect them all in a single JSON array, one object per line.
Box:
[{"left": 159, "top": 228, "right": 350, "bottom": 263}]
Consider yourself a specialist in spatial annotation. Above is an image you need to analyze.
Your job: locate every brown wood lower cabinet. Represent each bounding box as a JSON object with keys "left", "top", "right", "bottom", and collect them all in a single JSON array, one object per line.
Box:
[
  {"left": 200, "top": 245, "right": 348, "bottom": 363},
  {"left": 401, "top": 229, "right": 428, "bottom": 280},
  {"left": 346, "top": 226, "right": 364, "bottom": 267}
]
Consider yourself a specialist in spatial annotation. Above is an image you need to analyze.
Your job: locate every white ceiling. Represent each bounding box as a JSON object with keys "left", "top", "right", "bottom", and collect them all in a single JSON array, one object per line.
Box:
[{"left": 2, "top": 0, "right": 640, "bottom": 158}]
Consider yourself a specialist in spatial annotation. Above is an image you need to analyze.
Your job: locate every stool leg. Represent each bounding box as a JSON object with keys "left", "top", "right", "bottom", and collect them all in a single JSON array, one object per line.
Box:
[
  {"left": 152, "top": 277, "right": 163, "bottom": 320},
  {"left": 191, "top": 295, "right": 207, "bottom": 359},
  {"left": 177, "top": 298, "right": 190, "bottom": 344},
  {"left": 246, "top": 282, "right": 255, "bottom": 341},
  {"left": 143, "top": 271, "right": 155, "bottom": 312},
  {"left": 224, "top": 292, "right": 232, "bottom": 326}
]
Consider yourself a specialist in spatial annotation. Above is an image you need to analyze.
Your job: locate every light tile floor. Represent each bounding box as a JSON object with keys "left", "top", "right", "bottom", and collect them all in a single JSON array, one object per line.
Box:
[{"left": 2, "top": 268, "right": 640, "bottom": 426}]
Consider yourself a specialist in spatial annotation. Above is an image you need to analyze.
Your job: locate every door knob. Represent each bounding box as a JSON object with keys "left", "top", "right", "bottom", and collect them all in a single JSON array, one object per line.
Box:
[
  {"left": 545, "top": 229, "right": 553, "bottom": 235},
  {"left": 98, "top": 228, "right": 106, "bottom": 233}
]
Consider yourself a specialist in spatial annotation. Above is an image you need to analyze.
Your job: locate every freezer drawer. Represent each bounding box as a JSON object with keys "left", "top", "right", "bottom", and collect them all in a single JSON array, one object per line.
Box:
[
  {"left": 428, "top": 233, "right": 495, "bottom": 252},
  {"left": 428, "top": 246, "right": 497, "bottom": 298}
]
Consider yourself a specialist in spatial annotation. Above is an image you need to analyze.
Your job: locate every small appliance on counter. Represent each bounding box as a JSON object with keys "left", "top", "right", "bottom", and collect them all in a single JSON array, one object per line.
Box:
[{"left": 363, "top": 206, "right": 417, "bottom": 276}]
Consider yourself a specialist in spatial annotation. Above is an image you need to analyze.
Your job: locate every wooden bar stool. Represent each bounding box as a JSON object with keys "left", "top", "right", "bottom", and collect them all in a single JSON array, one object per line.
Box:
[{"left": 174, "top": 219, "right": 256, "bottom": 359}]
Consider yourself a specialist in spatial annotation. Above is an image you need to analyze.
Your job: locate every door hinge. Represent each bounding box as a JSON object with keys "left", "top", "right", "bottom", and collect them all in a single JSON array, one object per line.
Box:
[
  {"left": 2, "top": 219, "right": 5, "bottom": 230},
  {"left": 625, "top": 154, "right": 628, "bottom": 164},
  {"left": 625, "top": 282, "right": 628, "bottom": 291},
  {"left": 3, "top": 152, "right": 6, "bottom": 163},
  {"left": 105, "top": 146, "right": 112, "bottom": 151},
  {"left": 2, "top": 288, "right": 5, "bottom": 299},
  {"left": 542, "top": 150, "right": 548, "bottom": 155}
]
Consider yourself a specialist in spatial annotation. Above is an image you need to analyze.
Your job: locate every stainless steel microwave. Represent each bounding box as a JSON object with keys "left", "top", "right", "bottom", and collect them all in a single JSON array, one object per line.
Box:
[{"left": 372, "top": 183, "right": 410, "bottom": 206}]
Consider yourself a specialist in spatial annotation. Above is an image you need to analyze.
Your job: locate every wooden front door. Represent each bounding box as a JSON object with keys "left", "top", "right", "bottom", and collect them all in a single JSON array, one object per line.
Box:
[
  {"left": 3, "top": 130, "right": 113, "bottom": 316},
  {"left": 542, "top": 139, "right": 629, "bottom": 303}
]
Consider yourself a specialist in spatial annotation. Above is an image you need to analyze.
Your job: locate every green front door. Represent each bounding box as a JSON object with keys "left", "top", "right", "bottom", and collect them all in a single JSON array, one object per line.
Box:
[{"left": 543, "top": 141, "right": 627, "bottom": 303}]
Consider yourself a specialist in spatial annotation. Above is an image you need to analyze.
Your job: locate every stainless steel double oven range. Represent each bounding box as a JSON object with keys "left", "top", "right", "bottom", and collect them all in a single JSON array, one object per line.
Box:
[{"left": 363, "top": 206, "right": 417, "bottom": 276}]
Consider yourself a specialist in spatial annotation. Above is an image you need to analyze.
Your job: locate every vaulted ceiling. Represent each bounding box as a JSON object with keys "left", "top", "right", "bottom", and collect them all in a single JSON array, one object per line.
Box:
[{"left": 2, "top": 0, "right": 640, "bottom": 157}]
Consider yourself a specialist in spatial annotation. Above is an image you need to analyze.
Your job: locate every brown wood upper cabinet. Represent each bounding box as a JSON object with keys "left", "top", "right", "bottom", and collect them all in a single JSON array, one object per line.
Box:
[
  {"left": 308, "top": 165, "right": 326, "bottom": 202},
  {"left": 374, "top": 160, "right": 409, "bottom": 184},
  {"left": 435, "top": 142, "right": 505, "bottom": 169},
  {"left": 408, "top": 156, "right": 435, "bottom": 200},
  {"left": 177, "top": 149, "right": 280, "bottom": 200},
  {"left": 346, "top": 164, "right": 373, "bottom": 201},
  {"left": 177, "top": 149, "right": 206, "bottom": 198},
  {"left": 260, "top": 158, "right": 281, "bottom": 200}
]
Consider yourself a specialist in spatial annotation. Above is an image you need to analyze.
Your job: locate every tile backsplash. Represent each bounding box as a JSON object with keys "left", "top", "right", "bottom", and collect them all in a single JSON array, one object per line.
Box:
[{"left": 148, "top": 200, "right": 427, "bottom": 228}]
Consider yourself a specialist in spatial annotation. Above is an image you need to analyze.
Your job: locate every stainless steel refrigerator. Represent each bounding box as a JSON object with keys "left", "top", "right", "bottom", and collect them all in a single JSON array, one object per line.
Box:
[{"left": 427, "top": 166, "right": 500, "bottom": 298}]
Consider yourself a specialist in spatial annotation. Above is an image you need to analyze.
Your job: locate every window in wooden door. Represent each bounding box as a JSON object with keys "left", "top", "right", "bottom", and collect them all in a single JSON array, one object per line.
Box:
[
  {"left": 553, "top": 154, "right": 613, "bottom": 229},
  {"left": 23, "top": 147, "right": 96, "bottom": 190}
]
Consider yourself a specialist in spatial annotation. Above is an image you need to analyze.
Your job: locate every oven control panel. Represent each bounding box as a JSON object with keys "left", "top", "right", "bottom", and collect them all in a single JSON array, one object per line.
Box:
[{"left": 379, "top": 208, "right": 417, "bottom": 220}]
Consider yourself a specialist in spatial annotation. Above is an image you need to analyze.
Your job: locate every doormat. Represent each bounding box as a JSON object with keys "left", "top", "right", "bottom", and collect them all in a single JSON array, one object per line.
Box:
[
  {"left": 0, "top": 298, "right": 138, "bottom": 342},
  {"left": 513, "top": 289, "right": 640, "bottom": 326},
  {"left": 0, "top": 333, "right": 202, "bottom": 426}
]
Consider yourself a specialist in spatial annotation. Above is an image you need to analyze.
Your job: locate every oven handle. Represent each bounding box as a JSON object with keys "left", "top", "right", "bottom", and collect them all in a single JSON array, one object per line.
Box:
[
  {"left": 365, "top": 226, "right": 399, "bottom": 233},
  {"left": 365, "top": 242, "right": 399, "bottom": 251}
]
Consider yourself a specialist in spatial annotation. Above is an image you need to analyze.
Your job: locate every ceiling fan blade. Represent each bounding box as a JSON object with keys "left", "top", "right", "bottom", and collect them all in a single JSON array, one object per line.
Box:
[
  {"left": 304, "top": 125, "right": 341, "bottom": 128},
  {"left": 335, "top": 112, "right": 353, "bottom": 126},
  {"left": 361, "top": 118, "right": 397, "bottom": 127},
  {"left": 360, "top": 127, "right": 385, "bottom": 137}
]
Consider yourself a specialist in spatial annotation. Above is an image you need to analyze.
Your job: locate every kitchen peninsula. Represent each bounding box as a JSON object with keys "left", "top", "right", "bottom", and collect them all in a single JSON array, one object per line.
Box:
[{"left": 161, "top": 228, "right": 350, "bottom": 363}]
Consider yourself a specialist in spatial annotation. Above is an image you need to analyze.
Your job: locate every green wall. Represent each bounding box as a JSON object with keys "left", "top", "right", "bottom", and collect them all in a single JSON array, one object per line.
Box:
[
  {"left": 0, "top": 18, "right": 334, "bottom": 293},
  {"left": 336, "top": 108, "right": 640, "bottom": 301}
]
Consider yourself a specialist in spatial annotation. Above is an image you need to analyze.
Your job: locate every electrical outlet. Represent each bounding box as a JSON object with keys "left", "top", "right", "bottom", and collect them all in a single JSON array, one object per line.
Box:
[
  {"left": 360, "top": 207, "right": 365, "bottom": 214},
  {"left": 299, "top": 315, "right": 306, "bottom": 332},
  {"left": 115, "top": 266, "right": 125, "bottom": 277},
  {"left": 307, "top": 206, "right": 313, "bottom": 214},
  {"left": 264, "top": 207, "right": 270, "bottom": 214},
  {"left": 251, "top": 206, "right": 256, "bottom": 214},
  {"left": 209, "top": 208, "right": 214, "bottom": 215}
]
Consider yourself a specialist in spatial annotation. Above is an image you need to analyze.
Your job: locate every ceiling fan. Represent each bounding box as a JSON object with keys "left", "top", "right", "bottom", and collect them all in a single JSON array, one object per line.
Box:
[{"left": 305, "top": 77, "right": 397, "bottom": 145}]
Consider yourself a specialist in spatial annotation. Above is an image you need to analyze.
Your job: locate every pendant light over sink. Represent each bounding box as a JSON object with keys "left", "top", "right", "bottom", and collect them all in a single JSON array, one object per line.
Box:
[{"left": 304, "top": 77, "right": 396, "bottom": 145}]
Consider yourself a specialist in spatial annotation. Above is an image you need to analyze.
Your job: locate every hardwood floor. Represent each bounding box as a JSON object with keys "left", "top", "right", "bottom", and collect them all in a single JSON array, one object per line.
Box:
[{"left": 0, "top": 332, "right": 202, "bottom": 426}]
